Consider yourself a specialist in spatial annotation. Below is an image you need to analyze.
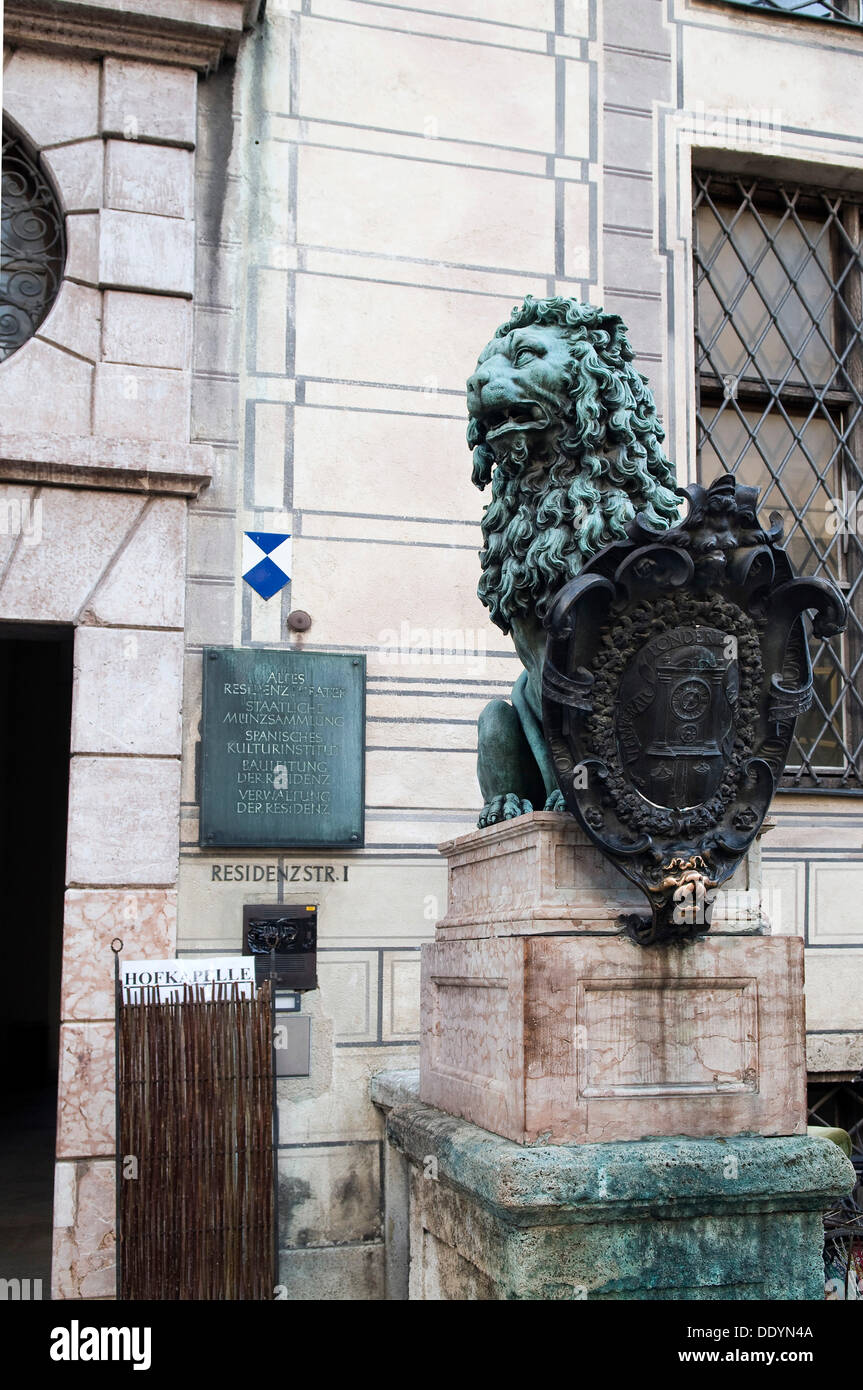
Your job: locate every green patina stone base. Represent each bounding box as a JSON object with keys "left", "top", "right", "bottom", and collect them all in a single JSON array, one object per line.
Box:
[{"left": 372, "top": 1071, "right": 855, "bottom": 1302}]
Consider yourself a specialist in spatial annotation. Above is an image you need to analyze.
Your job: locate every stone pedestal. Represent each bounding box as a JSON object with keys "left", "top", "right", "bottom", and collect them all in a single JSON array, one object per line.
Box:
[
  {"left": 372, "top": 1070, "right": 855, "bottom": 1301},
  {"left": 389, "top": 812, "right": 856, "bottom": 1300},
  {"left": 421, "top": 812, "right": 804, "bottom": 1145},
  {"left": 422, "top": 933, "right": 806, "bottom": 1145},
  {"left": 434, "top": 810, "right": 767, "bottom": 939}
]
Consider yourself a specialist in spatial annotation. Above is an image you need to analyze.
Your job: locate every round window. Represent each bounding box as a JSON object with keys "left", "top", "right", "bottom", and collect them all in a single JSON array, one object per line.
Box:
[{"left": 1, "top": 118, "right": 66, "bottom": 364}]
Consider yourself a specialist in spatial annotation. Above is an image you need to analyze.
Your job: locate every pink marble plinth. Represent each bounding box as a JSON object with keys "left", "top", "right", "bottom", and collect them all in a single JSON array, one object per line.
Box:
[
  {"left": 421, "top": 813, "right": 802, "bottom": 1145},
  {"left": 420, "top": 933, "right": 806, "bottom": 1144},
  {"left": 436, "top": 812, "right": 769, "bottom": 939}
]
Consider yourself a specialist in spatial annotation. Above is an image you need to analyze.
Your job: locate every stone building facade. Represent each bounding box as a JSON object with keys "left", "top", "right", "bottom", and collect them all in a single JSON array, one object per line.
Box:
[{"left": 1, "top": 0, "right": 861, "bottom": 1300}]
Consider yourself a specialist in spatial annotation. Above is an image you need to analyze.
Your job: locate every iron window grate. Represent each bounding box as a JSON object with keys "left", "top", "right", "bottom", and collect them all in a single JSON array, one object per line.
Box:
[
  {"left": 1, "top": 117, "right": 66, "bottom": 365},
  {"left": 808, "top": 1078, "right": 863, "bottom": 1297},
  {"left": 693, "top": 169, "right": 863, "bottom": 788},
  {"left": 702, "top": 0, "right": 862, "bottom": 27}
]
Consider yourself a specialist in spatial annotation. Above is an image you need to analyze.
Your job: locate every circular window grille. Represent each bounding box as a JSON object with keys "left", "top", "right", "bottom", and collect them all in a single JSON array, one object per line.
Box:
[{"left": 1, "top": 118, "right": 66, "bottom": 364}]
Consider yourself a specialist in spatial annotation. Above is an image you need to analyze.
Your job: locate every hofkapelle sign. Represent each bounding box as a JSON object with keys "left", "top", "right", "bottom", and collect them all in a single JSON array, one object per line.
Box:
[{"left": 121, "top": 957, "right": 255, "bottom": 1003}]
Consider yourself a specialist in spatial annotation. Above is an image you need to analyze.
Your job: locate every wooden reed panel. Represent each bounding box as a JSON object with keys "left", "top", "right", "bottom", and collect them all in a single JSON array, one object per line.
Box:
[{"left": 117, "top": 982, "right": 274, "bottom": 1300}]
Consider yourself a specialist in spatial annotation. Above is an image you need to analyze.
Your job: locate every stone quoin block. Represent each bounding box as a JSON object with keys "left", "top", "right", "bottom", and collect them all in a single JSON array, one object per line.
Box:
[
  {"left": 93, "top": 362, "right": 190, "bottom": 443},
  {"left": 0, "top": 338, "right": 93, "bottom": 436},
  {"left": 186, "top": 510, "right": 235, "bottom": 578},
  {"left": 51, "top": 1162, "right": 115, "bottom": 1301},
  {"left": 104, "top": 140, "right": 194, "bottom": 219},
  {"left": 38, "top": 282, "right": 102, "bottom": 364},
  {"left": 64, "top": 213, "right": 101, "bottom": 286},
  {"left": 0, "top": 489, "right": 145, "bottom": 623},
  {"left": 0, "top": 484, "right": 38, "bottom": 573},
  {"left": 66, "top": 756, "right": 181, "bottom": 887},
  {"left": 55, "top": 1022, "right": 115, "bottom": 1159},
  {"left": 3, "top": 51, "right": 100, "bottom": 146},
  {"left": 51, "top": 1159, "right": 116, "bottom": 1301},
  {"left": 183, "top": 579, "right": 233, "bottom": 648},
  {"left": 60, "top": 889, "right": 177, "bottom": 1022},
  {"left": 84, "top": 497, "right": 187, "bottom": 629},
  {"left": 102, "top": 291, "right": 190, "bottom": 369},
  {"left": 71, "top": 626, "right": 184, "bottom": 757},
  {"left": 99, "top": 210, "right": 195, "bottom": 296},
  {"left": 101, "top": 58, "right": 198, "bottom": 146},
  {"left": 42, "top": 141, "right": 104, "bottom": 214}
]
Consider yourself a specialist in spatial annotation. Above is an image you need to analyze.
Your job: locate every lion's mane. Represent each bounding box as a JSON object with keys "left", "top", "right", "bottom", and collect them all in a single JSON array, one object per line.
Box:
[{"left": 469, "top": 296, "right": 681, "bottom": 634}]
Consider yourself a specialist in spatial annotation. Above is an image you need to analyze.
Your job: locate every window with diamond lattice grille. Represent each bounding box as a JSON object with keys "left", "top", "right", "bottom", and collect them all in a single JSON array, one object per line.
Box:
[
  {"left": 693, "top": 170, "right": 863, "bottom": 788},
  {"left": 704, "top": 1, "right": 861, "bottom": 26}
]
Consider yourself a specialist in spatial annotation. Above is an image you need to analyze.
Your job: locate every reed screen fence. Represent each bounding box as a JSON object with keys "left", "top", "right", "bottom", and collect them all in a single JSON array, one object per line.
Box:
[{"left": 117, "top": 982, "right": 275, "bottom": 1300}]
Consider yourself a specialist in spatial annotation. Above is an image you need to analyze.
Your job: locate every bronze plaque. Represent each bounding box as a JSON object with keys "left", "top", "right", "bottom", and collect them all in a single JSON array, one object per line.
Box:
[{"left": 200, "top": 647, "right": 365, "bottom": 848}]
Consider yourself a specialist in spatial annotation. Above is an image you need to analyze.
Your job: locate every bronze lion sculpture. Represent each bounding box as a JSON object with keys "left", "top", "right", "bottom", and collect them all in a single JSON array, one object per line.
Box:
[{"left": 466, "top": 295, "right": 681, "bottom": 827}]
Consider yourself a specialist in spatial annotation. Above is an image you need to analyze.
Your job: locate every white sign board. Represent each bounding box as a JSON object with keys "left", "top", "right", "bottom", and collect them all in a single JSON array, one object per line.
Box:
[{"left": 121, "top": 957, "right": 256, "bottom": 1004}]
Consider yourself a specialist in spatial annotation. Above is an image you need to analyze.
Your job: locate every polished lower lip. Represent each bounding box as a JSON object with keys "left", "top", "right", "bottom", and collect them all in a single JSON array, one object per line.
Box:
[{"left": 483, "top": 412, "right": 549, "bottom": 442}]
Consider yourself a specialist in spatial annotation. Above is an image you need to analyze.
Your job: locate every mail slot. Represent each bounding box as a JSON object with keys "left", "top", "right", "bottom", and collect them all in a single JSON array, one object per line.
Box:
[{"left": 243, "top": 903, "right": 317, "bottom": 991}]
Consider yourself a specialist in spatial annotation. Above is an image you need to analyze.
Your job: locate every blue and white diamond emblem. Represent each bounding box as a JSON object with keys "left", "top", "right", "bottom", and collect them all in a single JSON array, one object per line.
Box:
[{"left": 242, "top": 531, "right": 292, "bottom": 600}]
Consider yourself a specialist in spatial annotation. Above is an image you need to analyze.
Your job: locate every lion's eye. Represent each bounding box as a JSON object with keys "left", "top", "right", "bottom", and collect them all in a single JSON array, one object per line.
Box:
[{"left": 513, "top": 347, "right": 537, "bottom": 367}]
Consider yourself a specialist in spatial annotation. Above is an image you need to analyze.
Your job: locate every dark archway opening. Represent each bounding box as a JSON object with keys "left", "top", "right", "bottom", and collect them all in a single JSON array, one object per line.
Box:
[{"left": 0, "top": 624, "right": 73, "bottom": 1295}]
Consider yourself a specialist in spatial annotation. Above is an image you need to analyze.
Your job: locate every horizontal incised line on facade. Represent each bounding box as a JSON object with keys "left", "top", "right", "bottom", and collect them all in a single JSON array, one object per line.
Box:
[{"left": 430, "top": 976, "right": 509, "bottom": 989}]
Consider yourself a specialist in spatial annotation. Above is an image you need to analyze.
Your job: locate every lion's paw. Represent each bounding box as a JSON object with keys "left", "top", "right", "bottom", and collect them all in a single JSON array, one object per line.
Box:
[
  {"left": 543, "top": 790, "right": 567, "bottom": 812},
  {"left": 478, "top": 793, "right": 533, "bottom": 828}
]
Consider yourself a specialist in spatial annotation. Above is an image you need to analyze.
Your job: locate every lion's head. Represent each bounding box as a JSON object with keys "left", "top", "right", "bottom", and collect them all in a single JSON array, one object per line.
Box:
[{"left": 466, "top": 296, "right": 680, "bottom": 634}]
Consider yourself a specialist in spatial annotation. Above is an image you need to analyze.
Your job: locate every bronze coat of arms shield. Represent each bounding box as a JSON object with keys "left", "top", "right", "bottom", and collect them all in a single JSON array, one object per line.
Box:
[{"left": 542, "top": 475, "right": 848, "bottom": 945}]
